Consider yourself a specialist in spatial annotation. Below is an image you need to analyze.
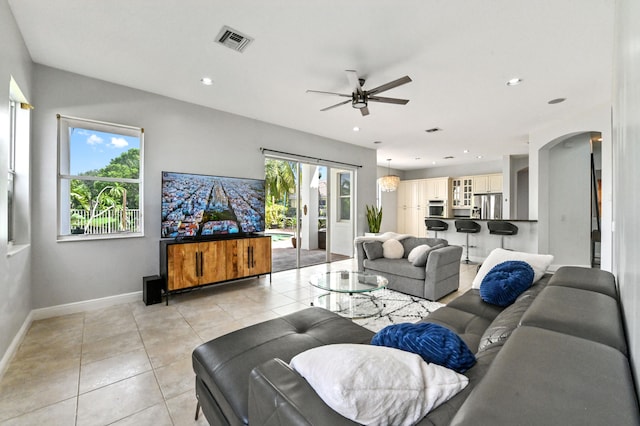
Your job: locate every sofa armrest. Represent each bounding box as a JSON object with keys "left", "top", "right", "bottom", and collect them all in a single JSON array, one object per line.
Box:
[
  {"left": 426, "top": 245, "right": 463, "bottom": 269},
  {"left": 355, "top": 241, "right": 366, "bottom": 271},
  {"left": 249, "top": 358, "right": 359, "bottom": 426}
]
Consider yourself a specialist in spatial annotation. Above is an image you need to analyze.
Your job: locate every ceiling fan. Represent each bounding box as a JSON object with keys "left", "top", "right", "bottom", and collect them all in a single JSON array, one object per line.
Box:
[{"left": 307, "top": 70, "right": 412, "bottom": 116}]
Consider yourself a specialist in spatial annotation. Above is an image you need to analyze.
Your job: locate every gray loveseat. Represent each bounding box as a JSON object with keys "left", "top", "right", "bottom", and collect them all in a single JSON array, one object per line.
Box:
[
  {"left": 192, "top": 266, "right": 640, "bottom": 425},
  {"left": 355, "top": 235, "right": 463, "bottom": 301}
]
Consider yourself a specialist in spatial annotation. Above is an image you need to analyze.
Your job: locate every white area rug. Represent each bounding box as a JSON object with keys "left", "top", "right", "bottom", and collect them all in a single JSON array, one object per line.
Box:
[{"left": 347, "top": 289, "right": 445, "bottom": 332}]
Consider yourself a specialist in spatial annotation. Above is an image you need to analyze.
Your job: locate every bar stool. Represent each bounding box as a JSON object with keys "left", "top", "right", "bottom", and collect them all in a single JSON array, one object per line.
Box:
[
  {"left": 455, "top": 220, "right": 481, "bottom": 264},
  {"left": 424, "top": 219, "right": 448, "bottom": 239},
  {"left": 487, "top": 221, "right": 518, "bottom": 249}
]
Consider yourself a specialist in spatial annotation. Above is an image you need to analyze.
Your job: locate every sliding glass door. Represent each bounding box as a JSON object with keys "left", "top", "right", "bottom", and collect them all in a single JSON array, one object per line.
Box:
[{"left": 265, "top": 157, "right": 354, "bottom": 272}]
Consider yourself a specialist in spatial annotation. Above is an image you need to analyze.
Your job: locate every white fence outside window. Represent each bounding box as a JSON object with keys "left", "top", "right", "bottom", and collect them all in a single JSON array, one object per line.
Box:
[{"left": 70, "top": 209, "right": 140, "bottom": 234}]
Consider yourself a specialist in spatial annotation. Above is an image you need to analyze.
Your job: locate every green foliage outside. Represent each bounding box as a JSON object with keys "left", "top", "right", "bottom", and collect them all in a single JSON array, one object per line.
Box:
[
  {"left": 70, "top": 148, "right": 140, "bottom": 232},
  {"left": 265, "top": 159, "right": 296, "bottom": 228}
]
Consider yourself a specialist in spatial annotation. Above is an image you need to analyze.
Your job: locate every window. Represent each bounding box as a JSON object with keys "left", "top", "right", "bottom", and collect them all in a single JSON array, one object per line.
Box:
[
  {"left": 7, "top": 76, "right": 31, "bottom": 250},
  {"left": 338, "top": 172, "right": 351, "bottom": 221},
  {"left": 57, "top": 115, "right": 144, "bottom": 240},
  {"left": 7, "top": 101, "right": 16, "bottom": 244}
]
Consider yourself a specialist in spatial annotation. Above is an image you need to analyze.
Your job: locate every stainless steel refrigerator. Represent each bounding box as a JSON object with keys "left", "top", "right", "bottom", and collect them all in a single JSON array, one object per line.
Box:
[{"left": 473, "top": 193, "right": 502, "bottom": 219}]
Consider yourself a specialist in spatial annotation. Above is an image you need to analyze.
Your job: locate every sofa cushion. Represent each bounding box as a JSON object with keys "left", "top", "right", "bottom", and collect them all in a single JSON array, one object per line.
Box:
[
  {"left": 363, "top": 240, "right": 383, "bottom": 260},
  {"left": 450, "top": 327, "right": 640, "bottom": 426},
  {"left": 519, "top": 285, "right": 628, "bottom": 355},
  {"left": 401, "top": 237, "right": 447, "bottom": 258},
  {"left": 364, "top": 258, "right": 426, "bottom": 280},
  {"left": 372, "top": 322, "right": 476, "bottom": 373},
  {"left": 408, "top": 244, "right": 431, "bottom": 263},
  {"left": 477, "top": 276, "right": 548, "bottom": 352},
  {"left": 479, "top": 260, "right": 534, "bottom": 306},
  {"left": 548, "top": 266, "right": 618, "bottom": 299},
  {"left": 445, "top": 289, "right": 505, "bottom": 322},
  {"left": 290, "top": 344, "right": 469, "bottom": 426},
  {"left": 383, "top": 239, "right": 405, "bottom": 259},
  {"left": 412, "top": 243, "right": 445, "bottom": 267},
  {"left": 471, "top": 248, "right": 553, "bottom": 289},
  {"left": 419, "top": 306, "right": 493, "bottom": 353}
]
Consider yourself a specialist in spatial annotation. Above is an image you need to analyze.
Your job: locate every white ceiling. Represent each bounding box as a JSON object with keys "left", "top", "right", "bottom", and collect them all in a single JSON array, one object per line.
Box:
[{"left": 8, "top": 0, "right": 614, "bottom": 170}]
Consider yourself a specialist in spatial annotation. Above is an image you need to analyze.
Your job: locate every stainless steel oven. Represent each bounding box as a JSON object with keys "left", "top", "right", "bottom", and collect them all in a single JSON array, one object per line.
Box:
[{"left": 428, "top": 200, "right": 446, "bottom": 217}]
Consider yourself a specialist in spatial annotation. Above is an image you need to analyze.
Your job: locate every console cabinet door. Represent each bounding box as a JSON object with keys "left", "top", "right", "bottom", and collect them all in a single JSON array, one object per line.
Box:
[
  {"left": 200, "top": 240, "right": 227, "bottom": 284},
  {"left": 225, "top": 239, "right": 244, "bottom": 280},
  {"left": 167, "top": 243, "right": 200, "bottom": 290},
  {"left": 246, "top": 237, "right": 272, "bottom": 275}
]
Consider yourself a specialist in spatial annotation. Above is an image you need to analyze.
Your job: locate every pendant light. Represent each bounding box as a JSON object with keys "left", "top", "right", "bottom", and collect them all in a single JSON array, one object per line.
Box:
[{"left": 378, "top": 159, "right": 400, "bottom": 192}]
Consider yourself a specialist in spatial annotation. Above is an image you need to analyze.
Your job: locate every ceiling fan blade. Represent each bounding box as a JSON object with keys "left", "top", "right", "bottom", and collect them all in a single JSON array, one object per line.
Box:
[
  {"left": 306, "top": 90, "right": 351, "bottom": 98},
  {"left": 368, "top": 96, "right": 410, "bottom": 105},
  {"left": 320, "top": 99, "right": 351, "bottom": 111},
  {"left": 345, "top": 70, "right": 364, "bottom": 94},
  {"left": 367, "top": 75, "right": 412, "bottom": 95},
  {"left": 360, "top": 106, "right": 370, "bottom": 116}
]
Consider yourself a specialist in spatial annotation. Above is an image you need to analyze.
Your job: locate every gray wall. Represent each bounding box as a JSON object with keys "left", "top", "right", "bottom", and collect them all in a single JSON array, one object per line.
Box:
[
  {"left": 547, "top": 134, "right": 591, "bottom": 266},
  {"left": 613, "top": 0, "right": 640, "bottom": 391},
  {"left": 0, "top": 0, "right": 33, "bottom": 368},
  {"left": 29, "top": 65, "right": 377, "bottom": 309},
  {"left": 403, "top": 160, "right": 502, "bottom": 180}
]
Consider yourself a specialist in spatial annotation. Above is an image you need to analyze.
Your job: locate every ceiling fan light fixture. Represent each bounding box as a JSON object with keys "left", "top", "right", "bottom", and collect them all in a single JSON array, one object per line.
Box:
[
  {"left": 352, "top": 93, "right": 368, "bottom": 109},
  {"left": 378, "top": 159, "right": 400, "bottom": 192}
]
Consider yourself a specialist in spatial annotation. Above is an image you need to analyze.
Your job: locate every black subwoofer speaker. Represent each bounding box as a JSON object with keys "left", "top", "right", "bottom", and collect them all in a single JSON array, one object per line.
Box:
[{"left": 143, "top": 275, "right": 163, "bottom": 305}]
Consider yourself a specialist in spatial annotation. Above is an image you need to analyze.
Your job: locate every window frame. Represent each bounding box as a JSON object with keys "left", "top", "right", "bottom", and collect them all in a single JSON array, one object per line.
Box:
[
  {"left": 57, "top": 114, "right": 144, "bottom": 241},
  {"left": 337, "top": 171, "right": 351, "bottom": 221},
  {"left": 7, "top": 100, "right": 16, "bottom": 245}
]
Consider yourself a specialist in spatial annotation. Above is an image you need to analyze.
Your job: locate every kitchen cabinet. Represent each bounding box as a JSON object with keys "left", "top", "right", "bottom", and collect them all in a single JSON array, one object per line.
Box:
[
  {"left": 473, "top": 173, "right": 503, "bottom": 194},
  {"left": 451, "top": 177, "right": 473, "bottom": 208},
  {"left": 396, "top": 180, "right": 428, "bottom": 236},
  {"left": 425, "top": 177, "right": 448, "bottom": 200}
]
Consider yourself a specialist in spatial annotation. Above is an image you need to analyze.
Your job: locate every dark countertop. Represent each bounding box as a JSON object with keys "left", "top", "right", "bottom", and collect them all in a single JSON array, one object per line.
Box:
[{"left": 428, "top": 217, "right": 538, "bottom": 223}]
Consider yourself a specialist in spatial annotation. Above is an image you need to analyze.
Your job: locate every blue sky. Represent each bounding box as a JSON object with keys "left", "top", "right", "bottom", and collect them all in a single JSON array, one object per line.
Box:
[{"left": 70, "top": 127, "right": 140, "bottom": 175}]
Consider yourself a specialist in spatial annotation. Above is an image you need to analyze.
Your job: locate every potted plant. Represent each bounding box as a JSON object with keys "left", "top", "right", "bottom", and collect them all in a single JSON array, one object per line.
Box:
[{"left": 365, "top": 205, "right": 382, "bottom": 236}]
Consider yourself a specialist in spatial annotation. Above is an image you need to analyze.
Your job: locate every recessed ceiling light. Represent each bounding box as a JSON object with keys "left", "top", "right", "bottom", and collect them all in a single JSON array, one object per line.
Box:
[
  {"left": 200, "top": 77, "right": 213, "bottom": 86},
  {"left": 548, "top": 98, "right": 566, "bottom": 104},
  {"left": 506, "top": 78, "right": 523, "bottom": 86},
  {"left": 353, "top": 126, "right": 360, "bottom": 132},
  {"left": 477, "top": 155, "right": 483, "bottom": 159},
  {"left": 463, "top": 149, "right": 469, "bottom": 154},
  {"left": 432, "top": 161, "right": 437, "bottom": 165}
]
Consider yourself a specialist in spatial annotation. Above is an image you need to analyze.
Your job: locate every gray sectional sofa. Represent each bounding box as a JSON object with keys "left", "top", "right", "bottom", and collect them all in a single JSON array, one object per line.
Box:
[
  {"left": 355, "top": 236, "right": 463, "bottom": 301},
  {"left": 192, "top": 266, "right": 640, "bottom": 425}
]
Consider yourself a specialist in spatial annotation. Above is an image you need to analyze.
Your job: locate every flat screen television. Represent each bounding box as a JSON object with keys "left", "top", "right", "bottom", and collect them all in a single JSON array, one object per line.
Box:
[{"left": 161, "top": 171, "right": 265, "bottom": 238}]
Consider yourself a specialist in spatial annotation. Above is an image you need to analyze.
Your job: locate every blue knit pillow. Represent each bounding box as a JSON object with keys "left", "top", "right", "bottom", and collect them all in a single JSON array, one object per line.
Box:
[
  {"left": 371, "top": 322, "right": 476, "bottom": 373},
  {"left": 479, "top": 260, "right": 535, "bottom": 307}
]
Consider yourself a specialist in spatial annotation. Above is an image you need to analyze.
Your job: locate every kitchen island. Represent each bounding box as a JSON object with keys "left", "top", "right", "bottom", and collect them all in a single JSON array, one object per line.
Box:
[{"left": 425, "top": 218, "right": 538, "bottom": 263}]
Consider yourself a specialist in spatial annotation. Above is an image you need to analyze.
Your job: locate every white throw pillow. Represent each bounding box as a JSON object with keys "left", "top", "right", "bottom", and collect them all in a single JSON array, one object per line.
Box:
[
  {"left": 407, "top": 244, "right": 431, "bottom": 263},
  {"left": 382, "top": 239, "right": 404, "bottom": 259},
  {"left": 290, "top": 344, "right": 469, "bottom": 426},
  {"left": 472, "top": 248, "right": 554, "bottom": 289}
]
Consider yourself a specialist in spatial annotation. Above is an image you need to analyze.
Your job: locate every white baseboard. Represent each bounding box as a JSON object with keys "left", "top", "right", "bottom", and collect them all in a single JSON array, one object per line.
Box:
[
  {"left": 0, "top": 291, "right": 143, "bottom": 380},
  {"left": 0, "top": 310, "right": 34, "bottom": 382},
  {"left": 31, "top": 291, "right": 143, "bottom": 321}
]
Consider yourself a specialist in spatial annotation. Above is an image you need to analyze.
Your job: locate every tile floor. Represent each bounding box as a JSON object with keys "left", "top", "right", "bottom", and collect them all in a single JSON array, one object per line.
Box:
[{"left": 0, "top": 259, "right": 476, "bottom": 426}]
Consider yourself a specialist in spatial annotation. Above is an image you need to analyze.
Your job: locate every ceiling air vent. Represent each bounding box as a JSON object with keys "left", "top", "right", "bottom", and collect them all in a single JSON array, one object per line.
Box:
[{"left": 215, "top": 26, "right": 253, "bottom": 53}]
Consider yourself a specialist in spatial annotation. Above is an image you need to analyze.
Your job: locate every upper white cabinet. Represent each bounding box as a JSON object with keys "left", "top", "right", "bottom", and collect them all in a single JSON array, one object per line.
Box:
[
  {"left": 426, "top": 177, "right": 449, "bottom": 200},
  {"left": 473, "top": 173, "right": 503, "bottom": 194},
  {"left": 451, "top": 176, "right": 473, "bottom": 208}
]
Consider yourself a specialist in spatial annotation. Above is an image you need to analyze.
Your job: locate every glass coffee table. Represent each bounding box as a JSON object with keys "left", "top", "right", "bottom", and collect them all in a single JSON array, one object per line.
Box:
[{"left": 309, "top": 271, "right": 388, "bottom": 318}]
